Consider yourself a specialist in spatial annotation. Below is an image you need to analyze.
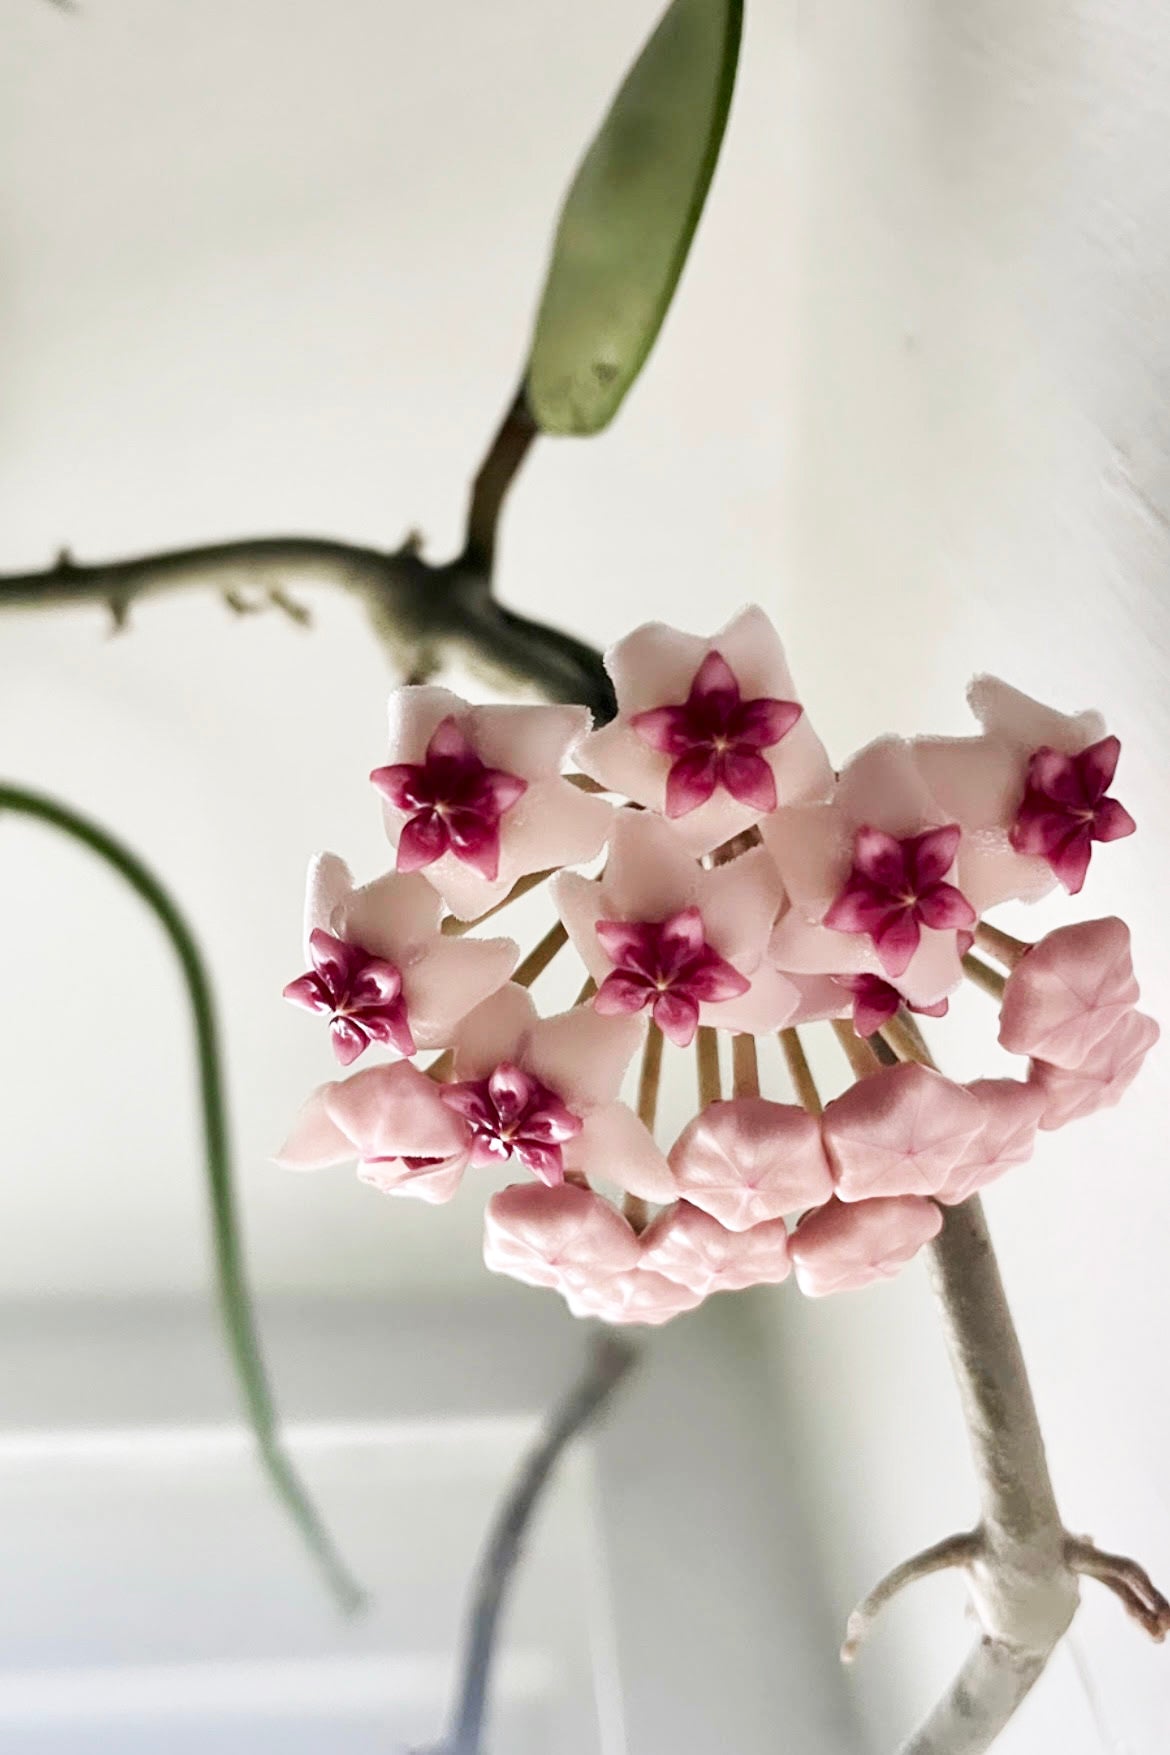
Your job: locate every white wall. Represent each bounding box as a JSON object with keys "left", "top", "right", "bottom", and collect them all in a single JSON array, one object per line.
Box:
[{"left": 1, "top": 0, "right": 1169, "bottom": 1749}]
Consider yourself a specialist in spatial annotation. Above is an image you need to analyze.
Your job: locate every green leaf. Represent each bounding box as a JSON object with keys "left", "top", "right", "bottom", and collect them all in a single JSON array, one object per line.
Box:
[{"left": 526, "top": 0, "right": 743, "bottom": 436}]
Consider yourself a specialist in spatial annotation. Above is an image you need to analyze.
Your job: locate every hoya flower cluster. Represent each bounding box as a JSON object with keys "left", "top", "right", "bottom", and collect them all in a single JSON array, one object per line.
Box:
[{"left": 279, "top": 607, "right": 1156, "bottom": 1324}]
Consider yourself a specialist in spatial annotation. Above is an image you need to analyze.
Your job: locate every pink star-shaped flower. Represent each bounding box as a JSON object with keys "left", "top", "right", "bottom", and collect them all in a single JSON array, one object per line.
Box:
[
  {"left": 667, "top": 1098, "right": 833, "bottom": 1230},
  {"left": 932, "top": 1079, "right": 1045, "bottom": 1206},
  {"left": 764, "top": 739, "right": 970, "bottom": 1008},
  {"left": 372, "top": 715, "right": 527, "bottom": 882},
  {"left": 591, "top": 910, "right": 750, "bottom": 1046},
  {"left": 575, "top": 606, "right": 833, "bottom": 854},
  {"left": 789, "top": 1195, "right": 942, "bottom": 1297},
  {"left": 821, "top": 1061, "right": 984, "bottom": 1200},
  {"left": 911, "top": 677, "right": 1125, "bottom": 911},
  {"left": 553, "top": 812, "right": 797, "bottom": 1044},
  {"left": 370, "top": 686, "right": 613, "bottom": 919},
  {"left": 640, "top": 1202, "right": 791, "bottom": 1295},
  {"left": 450, "top": 985, "right": 677, "bottom": 1203},
  {"left": 998, "top": 917, "right": 1140, "bottom": 1069},
  {"left": 629, "top": 649, "right": 802, "bottom": 819},
  {"left": 833, "top": 973, "right": 949, "bottom": 1040},
  {"left": 282, "top": 855, "right": 518, "bottom": 1067},
  {"left": 483, "top": 1182, "right": 641, "bottom": 1292},
  {"left": 1010, "top": 737, "right": 1135, "bottom": 894},
  {"left": 275, "top": 1061, "right": 474, "bottom": 1205},
  {"left": 1029, "top": 1008, "right": 1160, "bottom": 1131},
  {"left": 283, "top": 929, "right": 413, "bottom": 1065},
  {"left": 440, "top": 1062, "right": 582, "bottom": 1187},
  {"left": 823, "top": 824, "right": 975, "bottom": 980}
]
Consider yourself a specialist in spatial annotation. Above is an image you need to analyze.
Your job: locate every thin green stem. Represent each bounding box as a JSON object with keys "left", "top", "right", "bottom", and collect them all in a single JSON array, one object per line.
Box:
[{"left": 0, "top": 783, "right": 364, "bottom": 1613}]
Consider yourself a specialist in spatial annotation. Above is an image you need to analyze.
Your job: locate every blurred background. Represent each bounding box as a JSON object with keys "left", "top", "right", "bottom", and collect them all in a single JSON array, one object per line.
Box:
[{"left": 1, "top": 0, "right": 1167, "bottom": 1749}]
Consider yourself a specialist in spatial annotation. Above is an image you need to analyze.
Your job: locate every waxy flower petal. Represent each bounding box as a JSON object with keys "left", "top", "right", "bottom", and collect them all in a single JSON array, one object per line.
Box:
[
  {"left": 824, "top": 824, "right": 975, "bottom": 981},
  {"left": 1029, "top": 1009, "right": 1160, "bottom": 1130},
  {"left": 285, "top": 855, "right": 518, "bottom": 1064},
  {"left": 1010, "top": 738, "right": 1135, "bottom": 894},
  {"left": 372, "top": 686, "right": 612, "bottom": 919},
  {"left": 576, "top": 607, "right": 833, "bottom": 853},
  {"left": 822, "top": 1062, "right": 984, "bottom": 1200},
  {"left": 932, "top": 1079, "right": 1045, "bottom": 1206},
  {"left": 998, "top": 917, "right": 1140, "bottom": 1069},
  {"left": 484, "top": 1182, "right": 641, "bottom": 1291},
  {"left": 790, "top": 1196, "right": 942, "bottom": 1296},
  {"left": 834, "top": 973, "right": 949, "bottom": 1040},
  {"left": 763, "top": 740, "right": 969, "bottom": 1008},
  {"left": 668, "top": 1098, "right": 833, "bottom": 1230},
  {"left": 552, "top": 812, "right": 797, "bottom": 1042},
  {"left": 275, "top": 1062, "right": 474, "bottom": 1204},
  {"left": 640, "top": 1202, "right": 791, "bottom": 1295},
  {"left": 563, "top": 1266, "right": 705, "bottom": 1326}
]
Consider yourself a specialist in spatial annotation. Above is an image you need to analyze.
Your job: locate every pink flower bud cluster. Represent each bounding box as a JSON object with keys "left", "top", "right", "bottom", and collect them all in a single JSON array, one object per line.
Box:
[{"left": 278, "top": 608, "right": 1156, "bottom": 1325}]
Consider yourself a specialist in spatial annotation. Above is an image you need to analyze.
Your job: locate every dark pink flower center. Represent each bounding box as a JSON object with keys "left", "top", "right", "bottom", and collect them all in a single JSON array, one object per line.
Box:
[
  {"left": 592, "top": 907, "right": 750, "bottom": 1047},
  {"left": 823, "top": 824, "right": 975, "bottom": 980},
  {"left": 1009, "top": 736, "right": 1135, "bottom": 895},
  {"left": 629, "top": 649, "right": 802, "bottom": 819},
  {"left": 438, "top": 1062, "right": 582, "bottom": 1187},
  {"left": 283, "top": 928, "right": 415, "bottom": 1067},
  {"left": 834, "top": 973, "right": 949, "bottom": 1039},
  {"left": 370, "top": 716, "right": 527, "bottom": 883}
]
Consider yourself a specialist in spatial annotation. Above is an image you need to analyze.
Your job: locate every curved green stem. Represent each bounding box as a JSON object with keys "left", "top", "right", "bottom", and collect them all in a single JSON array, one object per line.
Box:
[{"left": 0, "top": 783, "right": 365, "bottom": 1614}]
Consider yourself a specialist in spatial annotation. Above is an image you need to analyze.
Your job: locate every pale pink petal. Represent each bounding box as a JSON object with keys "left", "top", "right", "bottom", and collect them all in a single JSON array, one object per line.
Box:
[
  {"left": 790, "top": 1195, "right": 942, "bottom": 1296},
  {"left": 967, "top": 676, "right": 1104, "bottom": 756},
  {"left": 705, "top": 966, "right": 800, "bottom": 1034},
  {"left": 759, "top": 805, "right": 853, "bottom": 922},
  {"left": 933, "top": 1079, "right": 1045, "bottom": 1205},
  {"left": 468, "top": 702, "right": 593, "bottom": 778},
  {"left": 274, "top": 1087, "right": 354, "bottom": 1170},
  {"left": 998, "top": 917, "right": 1140, "bottom": 1069},
  {"left": 911, "top": 736, "right": 1057, "bottom": 910},
  {"left": 550, "top": 872, "right": 614, "bottom": 985},
  {"left": 785, "top": 975, "right": 853, "bottom": 1026},
  {"left": 572, "top": 1102, "right": 678, "bottom": 1202},
  {"left": 600, "top": 811, "right": 701, "bottom": 921},
  {"left": 694, "top": 845, "right": 785, "bottom": 966},
  {"left": 303, "top": 853, "right": 357, "bottom": 953},
  {"left": 494, "top": 776, "right": 613, "bottom": 886},
  {"left": 484, "top": 1182, "right": 641, "bottom": 1291},
  {"left": 401, "top": 935, "right": 520, "bottom": 1049},
  {"left": 451, "top": 984, "right": 538, "bottom": 1080},
  {"left": 602, "top": 620, "right": 711, "bottom": 715},
  {"left": 641, "top": 1202, "right": 790, "bottom": 1295},
  {"left": 524, "top": 1006, "right": 646, "bottom": 1113},
  {"left": 564, "top": 1267, "right": 704, "bottom": 1326},
  {"left": 1030, "top": 1009, "right": 1160, "bottom": 1130},
  {"left": 822, "top": 1063, "right": 984, "bottom": 1200},
  {"left": 358, "top": 1153, "right": 469, "bottom": 1205},
  {"left": 385, "top": 684, "right": 470, "bottom": 764},
  {"left": 323, "top": 1061, "right": 472, "bottom": 1161},
  {"left": 333, "top": 868, "right": 444, "bottom": 965},
  {"left": 835, "top": 738, "right": 937, "bottom": 838},
  {"left": 668, "top": 1098, "right": 833, "bottom": 1230}
]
